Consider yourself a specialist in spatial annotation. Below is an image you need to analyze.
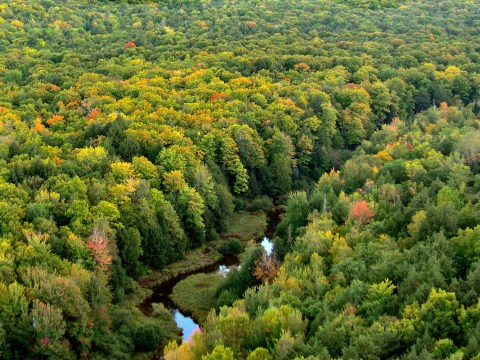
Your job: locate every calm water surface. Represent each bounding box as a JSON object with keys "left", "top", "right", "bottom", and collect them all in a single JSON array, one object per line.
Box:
[
  {"left": 173, "top": 237, "right": 274, "bottom": 341},
  {"left": 174, "top": 310, "right": 199, "bottom": 341},
  {"left": 141, "top": 210, "right": 279, "bottom": 344}
]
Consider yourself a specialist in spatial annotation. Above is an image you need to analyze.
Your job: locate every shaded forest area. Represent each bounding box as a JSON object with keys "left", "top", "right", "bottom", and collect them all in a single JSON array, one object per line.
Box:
[{"left": 0, "top": 0, "right": 479, "bottom": 358}]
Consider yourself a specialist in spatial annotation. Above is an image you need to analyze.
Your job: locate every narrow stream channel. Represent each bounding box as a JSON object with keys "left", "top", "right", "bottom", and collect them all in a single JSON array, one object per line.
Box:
[
  {"left": 139, "top": 209, "right": 280, "bottom": 342},
  {"left": 139, "top": 254, "right": 239, "bottom": 340}
]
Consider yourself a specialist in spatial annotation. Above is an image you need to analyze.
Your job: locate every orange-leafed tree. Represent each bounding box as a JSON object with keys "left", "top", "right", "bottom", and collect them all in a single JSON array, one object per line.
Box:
[
  {"left": 210, "top": 93, "right": 229, "bottom": 102},
  {"left": 87, "top": 108, "right": 101, "bottom": 121},
  {"left": 46, "top": 115, "right": 64, "bottom": 126},
  {"left": 293, "top": 62, "right": 310, "bottom": 71},
  {"left": 253, "top": 253, "right": 280, "bottom": 283},
  {"left": 349, "top": 200, "right": 375, "bottom": 224}
]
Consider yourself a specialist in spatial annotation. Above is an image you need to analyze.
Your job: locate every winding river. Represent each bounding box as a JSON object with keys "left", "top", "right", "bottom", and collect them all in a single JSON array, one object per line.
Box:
[
  {"left": 139, "top": 209, "right": 280, "bottom": 342},
  {"left": 139, "top": 254, "right": 240, "bottom": 340}
]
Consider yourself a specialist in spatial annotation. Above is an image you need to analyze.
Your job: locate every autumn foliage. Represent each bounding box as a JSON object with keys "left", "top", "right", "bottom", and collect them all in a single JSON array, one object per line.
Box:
[
  {"left": 253, "top": 253, "right": 280, "bottom": 283},
  {"left": 87, "top": 108, "right": 101, "bottom": 120},
  {"left": 209, "top": 93, "right": 229, "bottom": 101},
  {"left": 46, "top": 115, "right": 64, "bottom": 125},
  {"left": 293, "top": 62, "right": 310, "bottom": 71},
  {"left": 87, "top": 228, "right": 113, "bottom": 273},
  {"left": 0, "top": 0, "right": 479, "bottom": 358},
  {"left": 124, "top": 41, "right": 136, "bottom": 48},
  {"left": 349, "top": 200, "right": 375, "bottom": 223}
]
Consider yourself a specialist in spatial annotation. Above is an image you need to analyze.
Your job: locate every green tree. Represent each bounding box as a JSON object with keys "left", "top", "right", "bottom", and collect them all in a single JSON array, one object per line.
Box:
[{"left": 202, "top": 345, "right": 235, "bottom": 360}]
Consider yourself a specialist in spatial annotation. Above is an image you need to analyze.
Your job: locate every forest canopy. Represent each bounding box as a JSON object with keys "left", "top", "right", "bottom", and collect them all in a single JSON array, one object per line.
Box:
[{"left": 0, "top": 0, "right": 479, "bottom": 358}]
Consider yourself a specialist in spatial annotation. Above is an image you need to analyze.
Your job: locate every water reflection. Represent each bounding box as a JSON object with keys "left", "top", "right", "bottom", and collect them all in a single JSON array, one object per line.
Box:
[
  {"left": 261, "top": 236, "right": 273, "bottom": 255},
  {"left": 174, "top": 310, "right": 199, "bottom": 341},
  {"left": 142, "top": 238, "right": 276, "bottom": 343},
  {"left": 218, "top": 265, "right": 230, "bottom": 276}
]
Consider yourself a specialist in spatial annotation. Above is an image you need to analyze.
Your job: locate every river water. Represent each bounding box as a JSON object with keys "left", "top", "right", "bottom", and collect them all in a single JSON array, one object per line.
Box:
[
  {"left": 138, "top": 254, "right": 239, "bottom": 339},
  {"left": 140, "top": 210, "right": 280, "bottom": 342},
  {"left": 181, "top": 237, "right": 273, "bottom": 340},
  {"left": 140, "top": 238, "right": 273, "bottom": 342}
]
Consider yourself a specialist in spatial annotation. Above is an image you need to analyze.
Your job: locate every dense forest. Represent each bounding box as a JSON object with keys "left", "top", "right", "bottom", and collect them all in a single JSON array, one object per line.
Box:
[{"left": 0, "top": 0, "right": 479, "bottom": 358}]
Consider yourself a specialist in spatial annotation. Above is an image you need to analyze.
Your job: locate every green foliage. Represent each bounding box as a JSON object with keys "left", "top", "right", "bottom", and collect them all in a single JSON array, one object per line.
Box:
[
  {"left": 186, "top": 89, "right": 480, "bottom": 360},
  {"left": 246, "top": 196, "right": 274, "bottom": 213},
  {"left": 219, "top": 239, "right": 244, "bottom": 256},
  {"left": 202, "top": 345, "right": 235, "bottom": 360},
  {"left": 216, "top": 290, "right": 239, "bottom": 309},
  {"left": 171, "top": 273, "right": 226, "bottom": 324},
  {"left": 247, "top": 348, "right": 273, "bottom": 360},
  {"left": 134, "top": 324, "right": 163, "bottom": 352},
  {"left": 437, "top": 185, "right": 463, "bottom": 210},
  {"left": 452, "top": 226, "right": 480, "bottom": 274},
  {"left": 219, "top": 136, "right": 249, "bottom": 194},
  {"left": 216, "top": 245, "right": 264, "bottom": 301},
  {"left": 359, "top": 279, "right": 397, "bottom": 323},
  {"left": 0, "top": 0, "right": 479, "bottom": 358}
]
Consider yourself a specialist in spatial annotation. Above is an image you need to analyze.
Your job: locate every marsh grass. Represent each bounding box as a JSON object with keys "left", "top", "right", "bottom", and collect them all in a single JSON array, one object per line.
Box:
[
  {"left": 170, "top": 273, "right": 226, "bottom": 324},
  {"left": 225, "top": 211, "right": 267, "bottom": 242},
  {"left": 138, "top": 211, "right": 267, "bottom": 288}
]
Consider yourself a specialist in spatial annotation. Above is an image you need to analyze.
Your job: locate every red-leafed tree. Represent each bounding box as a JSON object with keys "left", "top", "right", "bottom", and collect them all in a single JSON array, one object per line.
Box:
[
  {"left": 210, "top": 93, "right": 229, "bottom": 102},
  {"left": 350, "top": 200, "right": 375, "bottom": 224},
  {"left": 87, "top": 227, "right": 112, "bottom": 273},
  {"left": 124, "top": 41, "right": 136, "bottom": 49}
]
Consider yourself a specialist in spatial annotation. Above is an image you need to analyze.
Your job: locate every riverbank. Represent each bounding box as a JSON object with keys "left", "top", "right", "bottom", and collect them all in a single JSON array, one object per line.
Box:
[
  {"left": 162, "top": 208, "right": 281, "bottom": 328},
  {"left": 137, "top": 211, "right": 267, "bottom": 290},
  {"left": 170, "top": 272, "right": 226, "bottom": 324},
  {"left": 130, "top": 209, "right": 276, "bottom": 358}
]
